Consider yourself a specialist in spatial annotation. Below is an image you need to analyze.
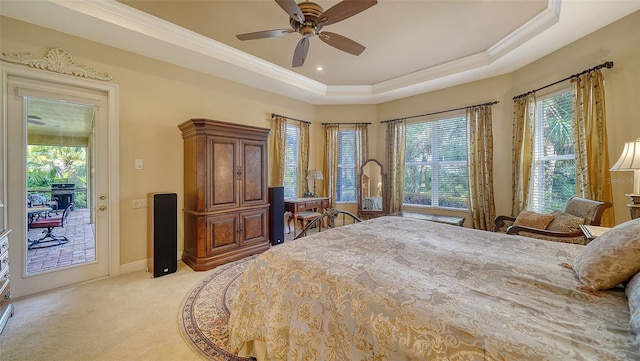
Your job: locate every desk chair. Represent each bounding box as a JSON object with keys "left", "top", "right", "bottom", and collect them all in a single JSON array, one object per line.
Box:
[
  {"left": 295, "top": 211, "right": 323, "bottom": 236},
  {"left": 28, "top": 203, "right": 72, "bottom": 249},
  {"left": 294, "top": 209, "right": 363, "bottom": 240}
]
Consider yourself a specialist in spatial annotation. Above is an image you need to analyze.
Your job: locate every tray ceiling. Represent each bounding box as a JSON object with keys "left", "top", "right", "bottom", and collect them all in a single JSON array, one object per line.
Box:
[{"left": 1, "top": 1, "right": 639, "bottom": 104}]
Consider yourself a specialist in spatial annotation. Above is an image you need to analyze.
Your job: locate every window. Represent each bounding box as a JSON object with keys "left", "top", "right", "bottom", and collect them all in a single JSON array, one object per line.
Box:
[
  {"left": 403, "top": 114, "right": 468, "bottom": 209},
  {"left": 283, "top": 124, "right": 299, "bottom": 198},
  {"left": 336, "top": 130, "right": 356, "bottom": 202},
  {"left": 530, "top": 89, "right": 575, "bottom": 213}
]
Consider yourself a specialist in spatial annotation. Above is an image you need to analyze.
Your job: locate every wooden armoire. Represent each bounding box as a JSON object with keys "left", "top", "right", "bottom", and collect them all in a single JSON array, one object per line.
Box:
[{"left": 179, "top": 119, "right": 271, "bottom": 271}]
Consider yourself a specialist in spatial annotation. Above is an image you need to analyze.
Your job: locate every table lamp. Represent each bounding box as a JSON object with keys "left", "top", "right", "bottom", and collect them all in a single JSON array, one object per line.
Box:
[
  {"left": 307, "top": 170, "right": 323, "bottom": 197},
  {"left": 610, "top": 137, "right": 640, "bottom": 219}
]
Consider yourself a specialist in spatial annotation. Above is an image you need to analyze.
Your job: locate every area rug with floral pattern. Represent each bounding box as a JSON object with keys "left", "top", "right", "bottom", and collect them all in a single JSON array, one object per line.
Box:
[{"left": 179, "top": 256, "right": 257, "bottom": 361}]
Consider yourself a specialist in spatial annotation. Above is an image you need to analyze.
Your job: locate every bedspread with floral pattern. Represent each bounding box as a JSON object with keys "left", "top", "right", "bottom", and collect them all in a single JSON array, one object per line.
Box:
[{"left": 229, "top": 216, "right": 638, "bottom": 361}]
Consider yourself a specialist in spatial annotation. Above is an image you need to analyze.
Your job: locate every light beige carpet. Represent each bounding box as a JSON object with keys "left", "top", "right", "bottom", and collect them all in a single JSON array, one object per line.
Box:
[{"left": 0, "top": 262, "right": 213, "bottom": 361}]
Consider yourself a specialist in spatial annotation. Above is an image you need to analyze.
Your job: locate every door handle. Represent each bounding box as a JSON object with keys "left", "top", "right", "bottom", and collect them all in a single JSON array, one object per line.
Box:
[{"left": 99, "top": 206, "right": 107, "bottom": 211}]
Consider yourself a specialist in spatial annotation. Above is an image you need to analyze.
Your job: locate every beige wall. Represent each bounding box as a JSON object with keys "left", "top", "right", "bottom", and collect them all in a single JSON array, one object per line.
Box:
[
  {"left": 377, "top": 10, "right": 640, "bottom": 224},
  {"left": 314, "top": 105, "right": 378, "bottom": 214},
  {"left": 2, "top": 9, "right": 639, "bottom": 268},
  {"left": 1, "top": 17, "right": 315, "bottom": 266}
]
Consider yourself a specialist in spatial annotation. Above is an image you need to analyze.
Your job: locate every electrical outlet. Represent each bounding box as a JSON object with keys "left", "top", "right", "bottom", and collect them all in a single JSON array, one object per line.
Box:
[{"left": 132, "top": 199, "right": 148, "bottom": 208}]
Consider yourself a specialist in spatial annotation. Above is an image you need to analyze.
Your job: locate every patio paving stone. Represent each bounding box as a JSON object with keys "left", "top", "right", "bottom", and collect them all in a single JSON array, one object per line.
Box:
[{"left": 27, "top": 208, "right": 95, "bottom": 274}]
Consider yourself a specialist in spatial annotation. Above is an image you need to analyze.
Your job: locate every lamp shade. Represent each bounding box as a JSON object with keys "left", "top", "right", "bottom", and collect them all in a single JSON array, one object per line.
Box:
[
  {"left": 611, "top": 137, "right": 640, "bottom": 196},
  {"left": 610, "top": 137, "right": 640, "bottom": 171},
  {"left": 307, "top": 170, "right": 324, "bottom": 180}
]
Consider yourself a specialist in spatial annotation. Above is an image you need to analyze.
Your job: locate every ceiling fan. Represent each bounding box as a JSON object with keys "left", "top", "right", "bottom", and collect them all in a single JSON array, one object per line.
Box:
[{"left": 236, "top": 0, "right": 377, "bottom": 68}]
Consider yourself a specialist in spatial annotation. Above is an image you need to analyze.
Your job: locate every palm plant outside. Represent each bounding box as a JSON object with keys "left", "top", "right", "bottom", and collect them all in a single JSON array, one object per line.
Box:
[{"left": 27, "top": 145, "right": 88, "bottom": 208}]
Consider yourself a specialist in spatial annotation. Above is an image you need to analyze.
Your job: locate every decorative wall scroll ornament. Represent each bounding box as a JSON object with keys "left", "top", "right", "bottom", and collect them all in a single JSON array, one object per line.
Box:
[{"left": 0, "top": 48, "right": 113, "bottom": 81}]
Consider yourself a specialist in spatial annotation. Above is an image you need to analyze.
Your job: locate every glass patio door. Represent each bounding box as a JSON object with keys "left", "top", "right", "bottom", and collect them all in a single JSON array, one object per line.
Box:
[{"left": 6, "top": 75, "right": 111, "bottom": 297}]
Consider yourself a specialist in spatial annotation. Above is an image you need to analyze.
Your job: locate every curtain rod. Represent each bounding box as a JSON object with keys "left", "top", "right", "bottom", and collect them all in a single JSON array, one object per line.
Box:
[
  {"left": 380, "top": 100, "right": 499, "bottom": 124},
  {"left": 271, "top": 113, "right": 311, "bottom": 124},
  {"left": 512, "top": 61, "right": 613, "bottom": 100},
  {"left": 321, "top": 122, "right": 372, "bottom": 126}
]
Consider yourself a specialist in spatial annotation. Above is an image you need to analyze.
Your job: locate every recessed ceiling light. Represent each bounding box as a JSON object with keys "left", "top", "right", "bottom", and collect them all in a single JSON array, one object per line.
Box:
[{"left": 316, "top": 66, "right": 323, "bottom": 71}]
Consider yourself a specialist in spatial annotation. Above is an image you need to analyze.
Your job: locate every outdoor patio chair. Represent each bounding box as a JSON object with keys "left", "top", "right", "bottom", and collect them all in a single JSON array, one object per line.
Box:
[{"left": 28, "top": 203, "right": 72, "bottom": 249}]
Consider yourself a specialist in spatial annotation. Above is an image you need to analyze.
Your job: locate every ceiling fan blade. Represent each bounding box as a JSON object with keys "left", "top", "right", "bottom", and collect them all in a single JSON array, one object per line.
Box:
[
  {"left": 319, "top": 32, "right": 365, "bottom": 56},
  {"left": 292, "top": 37, "right": 310, "bottom": 68},
  {"left": 275, "top": 0, "right": 305, "bottom": 23},
  {"left": 318, "top": 0, "right": 377, "bottom": 26},
  {"left": 236, "top": 29, "right": 294, "bottom": 41}
]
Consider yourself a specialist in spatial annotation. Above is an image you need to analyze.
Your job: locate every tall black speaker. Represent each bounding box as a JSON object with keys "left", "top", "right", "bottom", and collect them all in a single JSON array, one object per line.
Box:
[
  {"left": 268, "top": 186, "right": 285, "bottom": 245},
  {"left": 147, "top": 192, "right": 178, "bottom": 277}
]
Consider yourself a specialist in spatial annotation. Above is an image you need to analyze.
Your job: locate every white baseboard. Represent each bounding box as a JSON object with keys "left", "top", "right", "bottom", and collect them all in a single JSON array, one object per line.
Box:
[
  {"left": 119, "top": 259, "right": 147, "bottom": 274},
  {"left": 119, "top": 251, "right": 183, "bottom": 274}
]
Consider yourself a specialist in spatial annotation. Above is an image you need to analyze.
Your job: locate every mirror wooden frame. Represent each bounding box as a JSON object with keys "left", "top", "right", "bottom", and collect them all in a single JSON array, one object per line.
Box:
[{"left": 357, "top": 158, "right": 388, "bottom": 219}]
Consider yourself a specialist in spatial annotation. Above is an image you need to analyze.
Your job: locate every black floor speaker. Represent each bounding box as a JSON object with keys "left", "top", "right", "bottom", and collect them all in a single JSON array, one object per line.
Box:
[
  {"left": 268, "top": 186, "right": 285, "bottom": 245},
  {"left": 147, "top": 192, "right": 178, "bottom": 277}
]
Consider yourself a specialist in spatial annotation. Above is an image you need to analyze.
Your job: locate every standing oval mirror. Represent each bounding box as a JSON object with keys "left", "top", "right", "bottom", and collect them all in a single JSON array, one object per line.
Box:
[{"left": 357, "top": 159, "right": 388, "bottom": 219}]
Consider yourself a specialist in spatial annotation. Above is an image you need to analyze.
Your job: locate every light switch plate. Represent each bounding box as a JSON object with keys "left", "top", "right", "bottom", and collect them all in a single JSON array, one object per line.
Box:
[{"left": 132, "top": 199, "right": 147, "bottom": 208}]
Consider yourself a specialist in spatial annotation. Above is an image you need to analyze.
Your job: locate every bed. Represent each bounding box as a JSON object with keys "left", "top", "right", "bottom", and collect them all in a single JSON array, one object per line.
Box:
[{"left": 228, "top": 216, "right": 640, "bottom": 360}]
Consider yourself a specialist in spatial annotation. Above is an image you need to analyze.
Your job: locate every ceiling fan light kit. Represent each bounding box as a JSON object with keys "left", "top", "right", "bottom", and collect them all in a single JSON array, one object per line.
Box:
[{"left": 237, "top": 0, "right": 377, "bottom": 67}]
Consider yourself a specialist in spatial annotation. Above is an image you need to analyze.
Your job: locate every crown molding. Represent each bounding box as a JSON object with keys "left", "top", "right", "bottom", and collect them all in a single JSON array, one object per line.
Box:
[
  {"left": 487, "top": 0, "right": 561, "bottom": 62},
  {"left": 88, "top": 0, "right": 560, "bottom": 102},
  {"left": 2, "top": 0, "right": 639, "bottom": 104}
]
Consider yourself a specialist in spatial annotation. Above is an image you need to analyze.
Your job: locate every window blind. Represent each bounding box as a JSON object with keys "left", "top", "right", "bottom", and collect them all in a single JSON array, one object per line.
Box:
[
  {"left": 531, "top": 89, "right": 575, "bottom": 212},
  {"left": 283, "top": 124, "right": 300, "bottom": 198},
  {"left": 337, "top": 130, "right": 356, "bottom": 202},
  {"left": 404, "top": 115, "right": 468, "bottom": 209}
]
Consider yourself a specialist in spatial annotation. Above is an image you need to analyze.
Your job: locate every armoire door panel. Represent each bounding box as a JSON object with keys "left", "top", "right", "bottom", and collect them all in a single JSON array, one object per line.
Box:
[
  {"left": 241, "top": 140, "right": 267, "bottom": 206},
  {"left": 206, "top": 213, "right": 238, "bottom": 251},
  {"left": 208, "top": 137, "right": 238, "bottom": 210},
  {"left": 241, "top": 207, "right": 268, "bottom": 244}
]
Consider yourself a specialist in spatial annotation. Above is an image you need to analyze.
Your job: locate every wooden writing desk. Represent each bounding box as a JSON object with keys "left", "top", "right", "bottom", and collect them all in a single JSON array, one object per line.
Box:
[{"left": 284, "top": 197, "right": 331, "bottom": 236}]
